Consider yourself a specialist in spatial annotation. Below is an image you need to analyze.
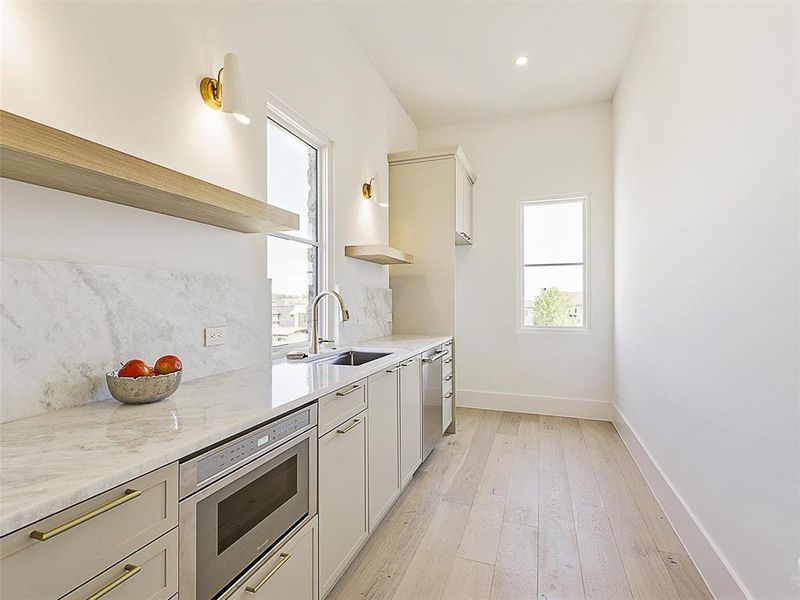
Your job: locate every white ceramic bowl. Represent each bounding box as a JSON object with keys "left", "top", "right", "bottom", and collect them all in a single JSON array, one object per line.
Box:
[{"left": 106, "top": 370, "right": 182, "bottom": 405}]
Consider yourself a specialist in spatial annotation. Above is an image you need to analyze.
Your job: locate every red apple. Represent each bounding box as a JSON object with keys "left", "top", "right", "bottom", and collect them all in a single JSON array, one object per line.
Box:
[
  {"left": 154, "top": 355, "right": 182, "bottom": 375},
  {"left": 118, "top": 359, "right": 152, "bottom": 378}
]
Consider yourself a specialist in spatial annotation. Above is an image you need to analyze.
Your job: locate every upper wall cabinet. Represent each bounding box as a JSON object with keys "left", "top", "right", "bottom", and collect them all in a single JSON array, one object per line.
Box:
[
  {"left": 454, "top": 162, "right": 475, "bottom": 245},
  {"left": 0, "top": 111, "right": 299, "bottom": 234},
  {"left": 388, "top": 145, "right": 476, "bottom": 246}
]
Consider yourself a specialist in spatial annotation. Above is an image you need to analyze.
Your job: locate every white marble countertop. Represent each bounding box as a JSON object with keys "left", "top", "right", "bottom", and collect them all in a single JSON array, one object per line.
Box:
[{"left": 0, "top": 334, "right": 450, "bottom": 536}]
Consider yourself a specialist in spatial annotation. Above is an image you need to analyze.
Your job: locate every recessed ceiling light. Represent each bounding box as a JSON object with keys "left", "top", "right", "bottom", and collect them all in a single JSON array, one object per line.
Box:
[{"left": 515, "top": 56, "right": 528, "bottom": 66}]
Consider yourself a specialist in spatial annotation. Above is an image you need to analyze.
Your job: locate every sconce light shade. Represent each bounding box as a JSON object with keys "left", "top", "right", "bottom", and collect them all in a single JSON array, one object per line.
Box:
[
  {"left": 362, "top": 177, "right": 388, "bottom": 207},
  {"left": 200, "top": 52, "right": 250, "bottom": 125},
  {"left": 221, "top": 53, "right": 249, "bottom": 124}
]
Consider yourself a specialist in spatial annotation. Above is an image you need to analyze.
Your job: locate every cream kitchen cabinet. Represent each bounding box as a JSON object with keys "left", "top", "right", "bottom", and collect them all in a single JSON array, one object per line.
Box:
[
  {"left": 229, "top": 517, "right": 318, "bottom": 600},
  {"left": 318, "top": 412, "right": 368, "bottom": 597},
  {"left": 399, "top": 355, "right": 422, "bottom": 488},
  {"left": 455, "top": 163, "right": 475, "bottom": 245},
  {"left": 367, "top": 366, "right": 400, "bottom": 531},
  {"left": 0, "top": 463, "right": 177, "bottom": 600}
]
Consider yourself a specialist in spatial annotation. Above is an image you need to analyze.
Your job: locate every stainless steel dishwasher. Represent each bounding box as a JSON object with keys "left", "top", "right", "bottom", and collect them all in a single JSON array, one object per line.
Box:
[{"left": 422, "top": 345, "right": 448, "bottom": 460}]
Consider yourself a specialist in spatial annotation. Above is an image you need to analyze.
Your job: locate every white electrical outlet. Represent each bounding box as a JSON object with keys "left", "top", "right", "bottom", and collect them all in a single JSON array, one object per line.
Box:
[{"left": 204, "top": 326, "right": 227, "bottom": 347}]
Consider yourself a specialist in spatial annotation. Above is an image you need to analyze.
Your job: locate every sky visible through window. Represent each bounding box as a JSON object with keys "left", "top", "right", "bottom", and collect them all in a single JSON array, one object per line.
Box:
[
  {"left": 267, "top": 120, "right": 318, "bottom": 347},
  {"left": 523, "top": 199, "right": 585, "bottom": 327}
]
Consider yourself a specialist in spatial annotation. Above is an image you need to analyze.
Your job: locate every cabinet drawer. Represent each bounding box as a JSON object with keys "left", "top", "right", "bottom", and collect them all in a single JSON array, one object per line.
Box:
[
  {"left": 0, "top": 462, "right": 178, "bottom": 600},
  {"left": 318, "top": 379, "right": 367, "bottom": 436},
  {"left": 442, "top": 356, "right": 453, "bottom": 379},
  {"left": 443, "top": 391, "right": 453, "bottom": 432},
  {"left": 61, "top": 528, "right": 177, "bottom": 600},
  {"left": 229, "top": 517, "right": 318, "bottom": 600},
  {"left": 443, "top": 376, "right": 453, "bottom": 398}
]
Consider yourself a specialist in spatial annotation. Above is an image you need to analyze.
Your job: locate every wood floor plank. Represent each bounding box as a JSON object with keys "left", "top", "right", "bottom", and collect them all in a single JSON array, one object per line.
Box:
[
  {"left": 560, "top": 417, "right": 604, "bottom": 507},
  {"left": 504, "top": 447, "right": 539, "bottom": 528},
  {"left": 538, "top": 468, "right": 585, "bottom": 600},
  {"left": 443, "top": 411, "right": 502, "bottom": 505},
  {"left": 332, "top": 409, "right": 709, "bottom": 600},
  {"left": 441, "top": 558, "right": 494, "bottom": 600},
  {"left": 580, "top": 420, "right": 680, "bottom": 600},
  {"left": 517, "top": 413, "right": 540, "bottom": 449},
  {"left": 489, "top": 522, "right": 538, "bottom": 600},
  {"left": 478, "top": 433, "right": 516, "bottom": 496},
  {"left": 660, "top": 552, "right": 715, "bottom": 600},
  {"left": 390, "top": 500, "right": 471, "bottom": 600},
  {"left": 573, "top": 502, "right": 634, "bottom": 600},
  {"left": 540, "top": 415, "right": 567, "bottom": 471},
  {"left": 602, "top": 422, "right": 686, "bottom": 554},
  {"left": 497, "top": 411, "right": 522, "bottom": 436},
  {"left": 456, "top": 491, "right": 506, "bottom": 565}
]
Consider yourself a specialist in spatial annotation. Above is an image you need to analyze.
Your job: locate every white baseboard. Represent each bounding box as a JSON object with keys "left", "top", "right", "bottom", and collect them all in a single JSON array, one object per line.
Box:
[
  {"left": 612, "top": 407, "right": 751, "bottom": 600},
  {"left": 457, "top": 389, "right": 614, "bottom": 420}
]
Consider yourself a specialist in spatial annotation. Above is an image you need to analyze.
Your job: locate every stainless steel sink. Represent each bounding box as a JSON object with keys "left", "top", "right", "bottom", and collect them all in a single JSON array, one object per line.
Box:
[{"left": 322, "top": 351, "right": 391, "bottom": 366}]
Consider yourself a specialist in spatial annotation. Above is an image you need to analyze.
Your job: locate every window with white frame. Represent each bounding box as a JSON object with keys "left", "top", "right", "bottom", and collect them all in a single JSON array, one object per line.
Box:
[
  {"left": 267, "top": 116, "right": 326, "bottom": 351},
  {"left": 520, "top": 196, "right": 588, "bottom": 329}
]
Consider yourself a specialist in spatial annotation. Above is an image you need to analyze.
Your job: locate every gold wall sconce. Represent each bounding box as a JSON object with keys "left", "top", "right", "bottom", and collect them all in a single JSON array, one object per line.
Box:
[
  {"left": 362, "top": 177, "right": 388, "bottom": 207},
  {"left": 200, "top": 53, "right": 250, "bottom": 125},
  {"left": 362, "top": 177, "right": 375, "bottom": 200}
]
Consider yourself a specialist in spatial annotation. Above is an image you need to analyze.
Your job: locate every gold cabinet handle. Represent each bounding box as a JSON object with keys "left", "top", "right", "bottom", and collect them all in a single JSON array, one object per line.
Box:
[
  {"left": 385, "top": 366, "right": 402, "bottom": 373},
  {"left": 444, "top": 375, "right": 453, "bottom": 381},
  {"left": 336, "top": 419, "right": 360, "bottom": 434},
  {"left": 401, "top": 359, "right": 415, "bottom": 366},
  {"left": 30, "top": 489, "right": 142, "bottom": 541},
  {"left": 336, "top": 385, "right": 362, "bottom": 397},
  {"left": 445, "top": 392, "right": 453, "bottom": 399},
  {"left": 246, "top": 553, "right": 291, "bottom": 593},
  {"left": 86, "top": 564, "right": 141, "bottom": 600},
  {"left": 444, "top": 358, "right": 453, "bottom": 364}
]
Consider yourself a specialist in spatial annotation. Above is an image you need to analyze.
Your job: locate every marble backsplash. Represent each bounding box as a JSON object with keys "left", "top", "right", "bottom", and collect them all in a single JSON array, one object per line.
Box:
[
  {"left": 335, "top": 285, "right": 392, "bottom": 345},
  {"left": 1, "top": 258, "right": 267, "bottom": 423}
]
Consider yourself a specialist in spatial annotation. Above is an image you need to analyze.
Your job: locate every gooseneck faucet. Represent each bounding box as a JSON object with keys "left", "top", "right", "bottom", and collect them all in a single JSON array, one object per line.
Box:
[{"left": 309, "top": 290, "right": 350, "bottom": 355}]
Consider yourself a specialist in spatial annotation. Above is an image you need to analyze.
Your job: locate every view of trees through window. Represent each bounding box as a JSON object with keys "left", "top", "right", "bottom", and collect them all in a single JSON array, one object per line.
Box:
[
  {"left": 522, "top": 198, "right": 586, "bottom": 328},
  {"left": 267, "top": 119, "right": 319, "bottom": 349}
]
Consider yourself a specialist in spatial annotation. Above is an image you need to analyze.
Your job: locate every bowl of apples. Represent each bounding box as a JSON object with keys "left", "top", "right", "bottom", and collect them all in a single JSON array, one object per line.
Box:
[{"left": 106, "top": 355, "right": 183, "bottom": 405}]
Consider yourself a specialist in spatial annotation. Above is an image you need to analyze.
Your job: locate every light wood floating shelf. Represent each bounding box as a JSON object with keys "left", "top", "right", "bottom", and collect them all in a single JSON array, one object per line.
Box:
[
  {"left": 0, "top": 110, "right": 299, "bottom": 234},
  {"left": 345, "top": 245, "right": 414, "bottom": 265}
]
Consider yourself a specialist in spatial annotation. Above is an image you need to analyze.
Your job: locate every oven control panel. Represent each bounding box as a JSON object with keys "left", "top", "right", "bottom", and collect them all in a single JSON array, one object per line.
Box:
[{"left": 196, "top": 406, "right": 313, "bottom": 486}]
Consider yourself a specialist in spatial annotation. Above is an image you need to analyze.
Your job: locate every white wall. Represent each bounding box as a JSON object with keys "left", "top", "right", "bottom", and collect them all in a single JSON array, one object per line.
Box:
[
  {"left": 613, "top": 4, "right": 799, "bottom": 599},
  {"left": 420, "top": 103, "right": 614, "bottom": 417},
  {"left": 0, "top": 1, "right": 415, "bottom": 288},
  {"left": 0, "top": 2, "right": 416, "bottom": 420}
]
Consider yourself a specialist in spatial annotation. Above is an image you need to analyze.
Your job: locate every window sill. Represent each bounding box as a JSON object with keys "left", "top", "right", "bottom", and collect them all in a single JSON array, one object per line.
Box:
[{"left": 518, "top": 326, "right": 590, "bottom": 335}]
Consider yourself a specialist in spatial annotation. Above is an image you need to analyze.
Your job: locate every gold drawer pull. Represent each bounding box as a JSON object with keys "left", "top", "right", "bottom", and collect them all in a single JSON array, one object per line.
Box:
[
  {"left": 30, "top": 489, "right": 142, "bottom": 541},
  {"left": 246, "top": 553, "right": 291, "bottom": 593},
  {"left": 336, "top": 385, "right": 362, "bottom": 397},
  {"left": 444, "top": 375, "right": 453, "bottom": 381},
  {"left": 336, "top": 419, "right": 361, "bottom": 434},
  {"left": 86, "top": 564, "right": 141, "bottom": 600},
  {"left": 385, "top": 366, "right": 402, "bottom": 373},
  {"left": 444, "top": 358, "right": 453, "bottom": 364}
]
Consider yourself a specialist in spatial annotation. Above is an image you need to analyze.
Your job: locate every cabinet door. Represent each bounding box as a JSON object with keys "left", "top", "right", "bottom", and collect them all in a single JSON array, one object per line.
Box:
[
  {"left": 367, "top": 367, "right": 400, "bottom": 531},
  {"left": 399, "top": 356, "right": 422, "bottom": 488},
  {"left": 318, "top": 415, "right": 368, "bottom": 596},
  {"left": 462, "top": 172, "right": 473, "bottom": 241},
  {"left": 454, "top": 165, "right": 465, "bottom": 238},
  {"left": 230, "top": 517, "right": 318, "bottom": 600}
]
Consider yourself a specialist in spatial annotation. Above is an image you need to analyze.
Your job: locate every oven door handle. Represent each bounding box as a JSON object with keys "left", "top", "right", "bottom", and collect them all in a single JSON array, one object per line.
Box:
[{"left": 245, "top": 552, "right": 291, "bottom": 593}]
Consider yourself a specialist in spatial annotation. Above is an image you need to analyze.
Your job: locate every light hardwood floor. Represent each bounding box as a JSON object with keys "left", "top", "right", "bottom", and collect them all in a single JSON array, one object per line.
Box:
[{"left": 328, "top": 408, "right": 714, "bottom": 600}]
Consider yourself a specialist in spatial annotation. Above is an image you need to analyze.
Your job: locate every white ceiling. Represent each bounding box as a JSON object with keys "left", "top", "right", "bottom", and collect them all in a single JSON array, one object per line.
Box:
[{"left": 333, "top": 2, "right": 643, "bottom": 128}]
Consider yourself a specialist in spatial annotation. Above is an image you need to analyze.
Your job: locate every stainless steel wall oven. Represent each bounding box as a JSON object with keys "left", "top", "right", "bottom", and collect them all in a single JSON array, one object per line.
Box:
[{"left": 179, "top": 404, "right": 317, "bottom": 600}]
